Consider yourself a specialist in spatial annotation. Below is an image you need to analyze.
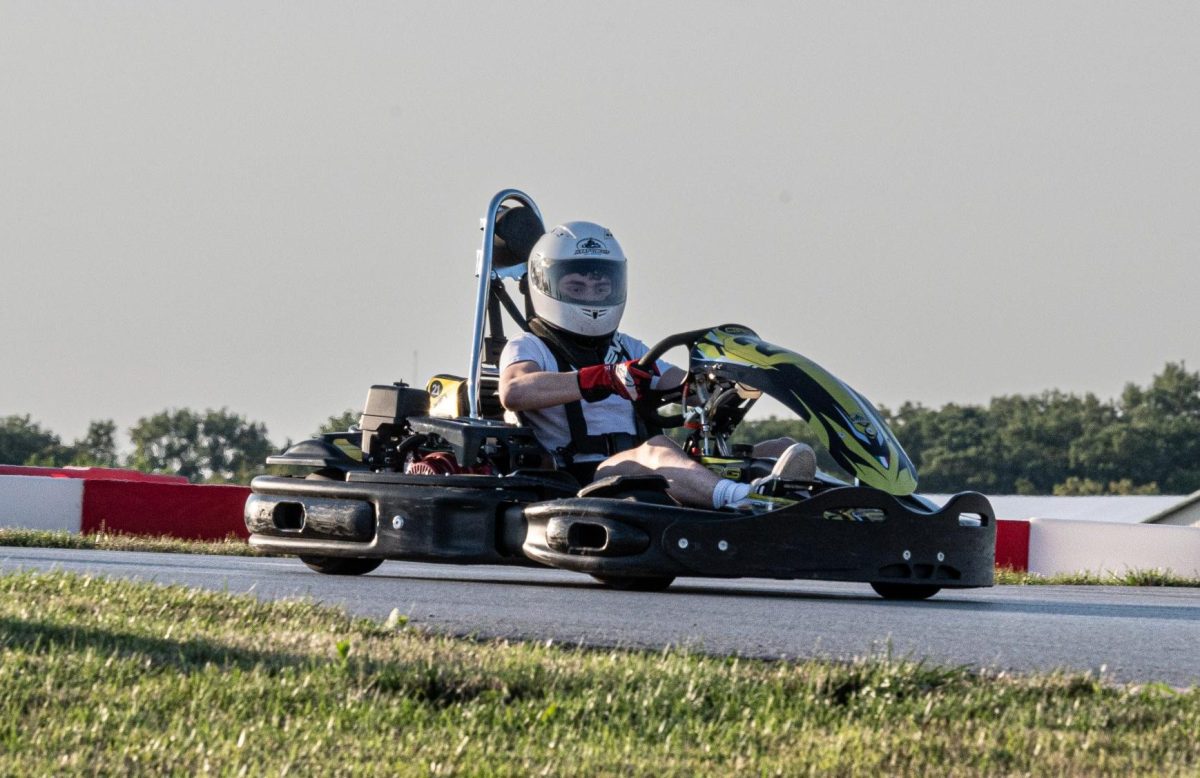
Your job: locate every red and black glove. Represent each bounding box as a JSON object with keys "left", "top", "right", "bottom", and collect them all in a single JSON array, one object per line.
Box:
[{"left": 577, "top": 360, "right": 657, "bottom": 402}]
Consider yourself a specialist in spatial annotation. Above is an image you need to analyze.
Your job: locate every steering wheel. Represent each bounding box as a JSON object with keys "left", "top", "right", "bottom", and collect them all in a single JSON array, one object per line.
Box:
[{"left": 632, "top": 328, "right": 714, "bottom": 429}]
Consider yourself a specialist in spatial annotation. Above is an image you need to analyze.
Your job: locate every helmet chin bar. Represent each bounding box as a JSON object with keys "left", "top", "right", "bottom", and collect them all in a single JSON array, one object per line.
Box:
[
  {"left": 530, "top": 294, "right": 624, "bottom": 339},
  {"left": 470, "top": 189, "right": 544, "bottom": 419}
]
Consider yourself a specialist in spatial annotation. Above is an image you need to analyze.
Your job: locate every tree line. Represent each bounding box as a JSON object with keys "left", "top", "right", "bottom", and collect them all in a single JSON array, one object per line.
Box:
[
  {"left": 734, "top": 362, "right": 1200, "bottom": 495},
  {"left": 0, "top": 410, "right": 275, "bottom": 485},
  {"left": 2, "top": 362, "right": 1197, "bottom": 492}
]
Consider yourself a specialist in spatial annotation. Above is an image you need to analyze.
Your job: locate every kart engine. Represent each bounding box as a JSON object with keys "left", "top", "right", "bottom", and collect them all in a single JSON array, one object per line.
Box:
[
  {"left": 404, "top": 450, "right": 493, "bottom": 476},
  {"left": 359, "top": 382, "right": 431, "bottom": 466}
]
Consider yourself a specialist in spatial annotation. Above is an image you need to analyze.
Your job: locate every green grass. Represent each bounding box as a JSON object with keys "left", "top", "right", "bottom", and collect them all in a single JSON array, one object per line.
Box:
[
  {"left": 0, "top": 571, "right": 1196, "bottom": 776},
  {"left": 0, "top": 528, "right": 264, "bottom": 556},
  {"left": 995, "top": 566, "right": 1200, "bottom": 587}
]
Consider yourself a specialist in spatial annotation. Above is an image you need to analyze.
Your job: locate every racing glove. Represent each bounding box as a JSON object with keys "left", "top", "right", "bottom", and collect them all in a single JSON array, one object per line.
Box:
[{"left": 577, "top": 360, "right": 657, "bottom": 402}]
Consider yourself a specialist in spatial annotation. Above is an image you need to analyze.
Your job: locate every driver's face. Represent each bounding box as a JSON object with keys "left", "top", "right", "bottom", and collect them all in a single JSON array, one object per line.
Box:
[{"left": 557, "top": 272, "right": 613, "bottom": 303}]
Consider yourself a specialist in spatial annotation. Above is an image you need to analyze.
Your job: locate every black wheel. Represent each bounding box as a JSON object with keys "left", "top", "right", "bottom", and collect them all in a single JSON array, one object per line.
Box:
[
  {"left": 871, "top": 582, "right": 941, "bottom": 601},
  {"left": 299, "top": 556, "right": 383, "bottom": 576},
  {"left": 591, "top": 575, "right": 676, "bottom": 592},
  {"left": 306, "top": 468, "right": 346, "bottom": 481}
]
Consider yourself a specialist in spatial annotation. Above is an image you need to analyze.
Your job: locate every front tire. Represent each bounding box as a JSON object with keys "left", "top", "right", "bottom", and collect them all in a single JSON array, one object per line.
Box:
[
  {"left": 591, "top": 575, "right": 676, "bottom": 592},
  {"left": 871, "top": 582, "right": 941, "bottom": 600},
  {"left": 300, "top": 556, "right": 383, "bottom": 576}
]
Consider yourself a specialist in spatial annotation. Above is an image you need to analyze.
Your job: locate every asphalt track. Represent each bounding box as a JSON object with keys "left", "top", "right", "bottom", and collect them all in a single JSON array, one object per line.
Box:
[{"left": 2, "top": 547, "right": 1197, "bottom": 688}]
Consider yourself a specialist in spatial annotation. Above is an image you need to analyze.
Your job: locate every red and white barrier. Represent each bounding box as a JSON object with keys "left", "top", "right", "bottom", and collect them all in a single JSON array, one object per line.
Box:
[
  {"left": 0, "top": 465, "right": 187, "bottom": 483},
  {"left": 995, "top": 520, "right": 1030, "bottom": 571},
  {"left": 1027, "top": 518, "right": 1200, "bottom": 577},
  {"left": 81, "top": 480, "right": 250, "bottom": 540},
  {"left": 970, "top": 517, "right": 1200, "bottom": 577},
  {"left": 0, "top": 468, "right": 249, "bottom": 540},
  {"left": 0, "top": 475, "right": 85, "bottom": 532}
]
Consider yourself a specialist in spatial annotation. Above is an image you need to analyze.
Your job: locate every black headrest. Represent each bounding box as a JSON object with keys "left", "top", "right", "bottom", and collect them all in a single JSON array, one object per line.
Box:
[{"left": 492, "top": 205, "right": 545, "bottom": 270}]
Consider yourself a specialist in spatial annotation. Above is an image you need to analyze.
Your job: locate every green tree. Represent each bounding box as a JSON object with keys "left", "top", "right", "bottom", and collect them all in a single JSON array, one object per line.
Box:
[
  {"left": 65, "top": 420, "right": 120, "bottom": 467},
  {"left": 1106, "top": 478, "right": 1161, "bottom": 495},
  {"left": 126, "top": 408, "right": 274, "bottom": 484},
  {"left": 990, "top": 391, "right": 1117, "bottom": 493},
  {"left": 1053, "top": 476, "right": 1160, "bottom": 496},
  {"left": 0, "top": 415, "right": 125, "bottom": 468},
  {"left": 881, "top": 402, "right": 1002, "bottom": 493},
  {"left": 1057, "top": 362, "right": 1200, "bottom": 493},
  {"left": 1116, "top": 362, "right": 1200, "bottom": 493},
  {"left": 0, "top": 414, "right": 64, "bottom": 465},
  {"left": 318, "top": 409, "right": 360, "bottom": 436},
  {"left": 731, "top": 417, "right": 812, "bottom": 450}
]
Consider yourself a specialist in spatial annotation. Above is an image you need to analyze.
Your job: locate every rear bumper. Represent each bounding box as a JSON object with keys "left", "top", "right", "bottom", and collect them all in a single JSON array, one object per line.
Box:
[{"left": 244, "top": 473, "right": 568, "bottom": 565}]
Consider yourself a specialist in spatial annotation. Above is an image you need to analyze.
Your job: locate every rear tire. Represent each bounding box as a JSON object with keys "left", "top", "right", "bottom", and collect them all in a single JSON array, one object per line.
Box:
[
  {"left": 871, "top": 582, "right": 941, "bottom": 600},
  {"left": 591, "top": 575, "right": 675, "bottom": 592},
  {"left": 300, "top": 556, "right": 383, "bottom": 576}
]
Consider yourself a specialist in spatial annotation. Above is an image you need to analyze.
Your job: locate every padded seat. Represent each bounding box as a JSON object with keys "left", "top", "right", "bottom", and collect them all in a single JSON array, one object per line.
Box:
[{"left": 577, "top": 474, "right": 672, "bottom": 500}]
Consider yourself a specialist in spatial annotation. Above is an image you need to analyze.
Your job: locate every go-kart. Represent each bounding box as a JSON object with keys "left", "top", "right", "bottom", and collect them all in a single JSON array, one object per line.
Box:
[{"left": 245, "top": 189, "right": 995, "bottom": 600}]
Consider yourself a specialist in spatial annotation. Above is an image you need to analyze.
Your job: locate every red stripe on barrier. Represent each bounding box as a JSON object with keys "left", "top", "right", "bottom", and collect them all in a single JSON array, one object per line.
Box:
[
  {"left": 81, "top": 481, "right": 250, "bottom": 540},
  {"left": 0, "top": 465, "right": 187, "bottom": 483},
  {"left": 995, "top": 519, "right": 1030, "bottom": 571}
]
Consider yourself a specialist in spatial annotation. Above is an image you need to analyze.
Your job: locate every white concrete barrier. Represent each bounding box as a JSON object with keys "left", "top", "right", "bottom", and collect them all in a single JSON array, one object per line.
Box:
[
  {"left": 1028, "top": 518, "right": 1200, "bottom": 577},
  {"left": 0, "top": 475, "right": 84, "bottom": 532}
]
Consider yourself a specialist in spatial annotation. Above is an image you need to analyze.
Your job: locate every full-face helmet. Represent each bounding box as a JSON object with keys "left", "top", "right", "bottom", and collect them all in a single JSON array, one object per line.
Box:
[{"left": 526, "top": 221, "right": 627, "bottom": 338}]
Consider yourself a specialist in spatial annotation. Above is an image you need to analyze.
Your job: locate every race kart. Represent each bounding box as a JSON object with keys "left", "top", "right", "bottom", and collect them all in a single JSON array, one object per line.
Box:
[{"left": 245, "top": 189, "right": 995, "bottom": 600}]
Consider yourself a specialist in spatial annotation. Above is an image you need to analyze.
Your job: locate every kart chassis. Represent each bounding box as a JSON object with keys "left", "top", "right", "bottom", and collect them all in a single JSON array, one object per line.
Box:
[{"left": 245, "top": 189, "right": 996, "bottom": 598}]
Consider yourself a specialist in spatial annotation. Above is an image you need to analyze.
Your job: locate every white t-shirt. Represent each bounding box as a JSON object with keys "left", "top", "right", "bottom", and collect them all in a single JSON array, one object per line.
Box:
[{"left": 499, "top": 331, "right": 670, "bottom": 463}]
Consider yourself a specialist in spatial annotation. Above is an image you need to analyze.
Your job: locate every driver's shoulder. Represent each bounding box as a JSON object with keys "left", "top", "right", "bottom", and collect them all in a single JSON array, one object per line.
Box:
[
  {"left": 500, "top": 331, "right": 553, "bottom": 370},
  {"left": 612, "top": 331, "right": 650, "bottom": 357}
]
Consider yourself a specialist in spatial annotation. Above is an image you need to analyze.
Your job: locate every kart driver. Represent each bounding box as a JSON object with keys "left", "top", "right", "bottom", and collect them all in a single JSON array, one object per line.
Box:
[{"left": 498, "top": 221, "right": 816, "bottom": 510}]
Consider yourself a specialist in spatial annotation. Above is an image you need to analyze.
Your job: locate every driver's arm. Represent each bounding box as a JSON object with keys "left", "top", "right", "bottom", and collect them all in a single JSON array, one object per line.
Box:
[
  {"left": 501, "top": 359, "right": 686, "bottom": 412},
  {"left": 500, "top": 360, "right": 586, "bottom": 412}
]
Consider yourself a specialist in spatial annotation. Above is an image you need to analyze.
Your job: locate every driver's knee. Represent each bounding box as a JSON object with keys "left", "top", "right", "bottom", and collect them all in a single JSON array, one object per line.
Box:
[
  {"left": 598, "top": 435, "right": 680, "bottom": 473},
  {"left": 639, "top": 435, "right": 686, "bottom": 467},
  {"left": 643, "top": 434, "right": 679, "bottom": 451},
  {"left": 594, "top": 458, "right": 651, "bottom": 479},
  {"left": 751, "top": 437, "right": 798, "bottom": 458}
]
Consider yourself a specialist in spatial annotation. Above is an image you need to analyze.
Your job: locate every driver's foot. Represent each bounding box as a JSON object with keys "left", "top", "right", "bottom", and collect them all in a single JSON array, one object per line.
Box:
[
  {"left": 726, "top": 443, "right": 817, "bottom": 512},
  {"left": 727, "top": 492, "right": 799, "bottom": 512},
  {"left": 758, "top": 442, "right": 817, "bottom": 485}
]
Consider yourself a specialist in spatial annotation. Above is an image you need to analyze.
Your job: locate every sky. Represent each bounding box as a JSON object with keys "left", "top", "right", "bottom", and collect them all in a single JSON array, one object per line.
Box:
[{"left": 2, "top": 1, "right": 1197, "bottom": 447}]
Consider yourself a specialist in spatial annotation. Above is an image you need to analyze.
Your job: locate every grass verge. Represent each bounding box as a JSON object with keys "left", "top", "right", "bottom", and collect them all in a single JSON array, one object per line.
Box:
[
  {"left": 1, "top": 570, "right": 1196, "bottom": 776},
  {"left": 0, "top": 528, "right": 263, "bottom": 557},
  {"left": 994, "top": 566, "right": 1200, "bottom": 587}
]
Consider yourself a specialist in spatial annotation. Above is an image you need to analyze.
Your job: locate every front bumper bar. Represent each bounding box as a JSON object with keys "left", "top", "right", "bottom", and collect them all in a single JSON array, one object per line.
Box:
[{"left": 522, "top": 488, "right": 995, "bottom": 587}]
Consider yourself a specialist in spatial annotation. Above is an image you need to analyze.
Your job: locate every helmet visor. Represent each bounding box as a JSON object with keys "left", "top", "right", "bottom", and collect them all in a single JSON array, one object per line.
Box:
[{"left": 530, "top": 258, "right": 627, "bottom": 306}]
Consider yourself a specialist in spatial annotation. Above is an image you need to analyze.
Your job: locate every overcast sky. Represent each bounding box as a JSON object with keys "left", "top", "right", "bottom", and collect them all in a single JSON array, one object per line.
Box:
[{"left": 2, "top": 2, "right": 1197, "bottom": 446}]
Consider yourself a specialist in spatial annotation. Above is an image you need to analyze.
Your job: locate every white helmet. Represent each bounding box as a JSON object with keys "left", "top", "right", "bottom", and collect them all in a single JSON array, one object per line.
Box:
[{"left": 527, "top": 221, "right": 627, "bottom": 338}]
